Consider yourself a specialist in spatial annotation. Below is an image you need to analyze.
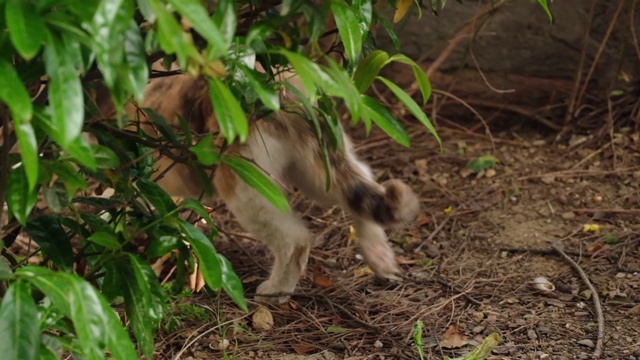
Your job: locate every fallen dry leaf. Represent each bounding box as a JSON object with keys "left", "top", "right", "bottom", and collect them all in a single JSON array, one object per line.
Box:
[
  {"left": 441, "top": 324, "right": 468, "bottom": 349},
  {"left": 252, "top": 306, "right": 274, "bottom": 331},
  {"left": 313, "top": 275, "right": 333, "bottom": 289},
  {"left": 291, "top": 343, "right": 317, "bottom": 355},
  {"left": 354, "top": 266, "right": 373, "bottom": 277}
]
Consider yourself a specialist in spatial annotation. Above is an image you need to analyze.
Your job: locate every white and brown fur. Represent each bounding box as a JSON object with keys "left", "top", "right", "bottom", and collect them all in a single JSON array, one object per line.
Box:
[{"left": 114, "top": 66, "right": 420, "bottom": 303}]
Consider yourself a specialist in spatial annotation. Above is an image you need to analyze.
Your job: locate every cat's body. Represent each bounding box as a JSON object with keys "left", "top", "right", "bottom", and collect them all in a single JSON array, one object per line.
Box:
[{"left": 105, "top": 64, "right": 420, "bottom": 303}]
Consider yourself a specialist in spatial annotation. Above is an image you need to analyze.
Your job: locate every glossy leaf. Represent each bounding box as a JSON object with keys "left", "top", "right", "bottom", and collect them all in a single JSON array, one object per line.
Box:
[
  {"left": 361, "top": 95, "right": 410, "bottom": 147},
  {"left": 178, "top": 220, "right": 222, "bottom": 290},
  {"left": 5, "top": 0, "right": 46, "bottom": 59},
  {"left": 217, "top": 253, "right": 247, "bottom": 311},
  {"left": 166, "top": 0, "right": 226, "bottom": 55},
  {"left": 537, "top": 0, "right": 553, "bottom": 23},
  {"left": 87, "top": 231, "right": 121, "bottom": 250},
  {"left": 330, "top": 0, "right": 363, "bottom": 62},
  {"left": 25, "top": 216, "right": 74, "bottom": 272},
  {"left": 239, "top": 65, "right": 280, "bottom": 111},
  {"left": 44, "top": 33, "right": 84, "bottom": 147},
  {"left": 180, "top": 198, "right": 214, "bottom": 226},
  {"left": 189, "top": 134, "right": 220, "bottom": 166},
  {"left": 142, "top": 108, "right": 179, "bottom": 144},
  {"left": 119, "top": 254, "right": 164, "bottom": 359},
  {"left": 53, "top": 161, "right": 87, "bottom": 198},
  {"left": 43, "top": 181, "right": 68, "bottom": 212},
  {"left": 208, "top": 77, "right": 249, "bottom": 143},
  {"left": 6, "top": 167, "right": 37, "bottom": 225},
  {"left": 14, "top": 122, "right": 39, "bottom": 191},
  {"left": 17, "top": 266, "right": 138, "bottom": 359},
  {"left": 0, "top": 58, "right": 33, "bottom": 123},
  {"left": 91, "top": 145, "right": 121, "bottom": 169},
  {"left": 124, "top": 19, "right": 149, "bottom": 100},
  {"left": 222, "top": 155, "right": 289, "bottom": 212},
  {"left": 137, "top": 177, "right": 178, "bottom": 215},
  {"left": 145, "top": 235, "right": 181, "bottom": 258},
  {"left": 353, "top": 50, "right": 390, "bottom": 93},
  {"left": 376, "top": 76, "right": 441, "bottom": 148},
  {"left": 386, "top": 54, "right": 431, "bottom": 105},
  {"left": 212, "top": 0, "right": 237, "bottom": 47},
  {"left": 0, "top": 281, "right": 39, "bottom": 360}
]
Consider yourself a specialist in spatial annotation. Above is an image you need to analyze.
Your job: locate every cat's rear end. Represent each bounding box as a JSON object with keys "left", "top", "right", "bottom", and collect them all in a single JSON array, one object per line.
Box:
[{"left": 121, "top": 70, "right": 420, "bottom": 303}]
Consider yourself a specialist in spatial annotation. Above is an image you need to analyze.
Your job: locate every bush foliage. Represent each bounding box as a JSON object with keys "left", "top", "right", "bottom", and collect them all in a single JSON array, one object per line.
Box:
[{"left": 0, "top": 0, "right": 551, "bottom": 358}]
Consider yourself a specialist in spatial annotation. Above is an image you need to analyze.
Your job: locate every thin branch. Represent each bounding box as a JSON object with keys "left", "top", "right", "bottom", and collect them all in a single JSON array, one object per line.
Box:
[
  {"left": 0, "top": 108, "right": 11, "bottom": 228},
  {"left": 551, "top": 243, "right": 605, "bottom": 359}
]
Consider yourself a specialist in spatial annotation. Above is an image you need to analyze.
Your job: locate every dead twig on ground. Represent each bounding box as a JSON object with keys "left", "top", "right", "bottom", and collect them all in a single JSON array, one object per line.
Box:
[
  {"left": 414, "top": 214, "right": 452, "bottom": 253},
  {"left": 551, "top": 243, "right": 605, "bottom": 359}
]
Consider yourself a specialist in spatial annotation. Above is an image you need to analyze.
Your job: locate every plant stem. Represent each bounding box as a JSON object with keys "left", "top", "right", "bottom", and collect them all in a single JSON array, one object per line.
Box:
[{"left": 0, "top": 108, "right": 11, "bottom": 229}]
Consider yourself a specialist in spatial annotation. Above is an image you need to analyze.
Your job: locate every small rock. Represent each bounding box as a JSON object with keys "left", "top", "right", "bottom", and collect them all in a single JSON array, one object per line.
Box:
[
  {"left": 252, "top": 306, "right": 274, "bottom": 330},
  {"left": 561, "top": 211, "right": 576, "bottom": 220},
  {"left": 577, "top": 339, "right": 595, "bottom": 348},
  {"left": 472, "top": 325, "right": 485, "bottom": 334},
  {"left": 528, "top": 329, "right": 538, "bottom": 340},
  {"left": 541, "top": 175, "right": 555, "bottom": 184},
  {"left": 557, "top": 194, "right": 569, "bottom": 205},
  {"left": 593, "top": 195, "right": 603, "bottom": 204},
  {"left": 374, "top": 340, "right": 383, "bottom": 348},
  {"left": 485, "top": 168, "right": 497, "bottom": 178},
  {"left": 472, "top": 312, "right": 484, "bottom": 322}
]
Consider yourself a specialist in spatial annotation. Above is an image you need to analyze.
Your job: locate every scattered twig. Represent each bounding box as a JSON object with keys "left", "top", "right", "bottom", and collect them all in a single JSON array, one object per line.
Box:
[
  {"left": 564, "top": 0, "right": 598, "bottom": 124},
  {"left": 404, "top": 273, "right": 482, "bottom": 306},
  {"left": 551, "top": 243, "right": 605, "bottom": 359},
  {"left": 246, "top": 292, "right": 381, "bottom": 332},
  {"left": 573, "top": 208, "right": 640, "bottom": 215},
  {"left": 575, "top": 0, "right": 627, "bottom": 111},
  {"left": 414, "top": 214, "right": 451, "bottom": 253}
]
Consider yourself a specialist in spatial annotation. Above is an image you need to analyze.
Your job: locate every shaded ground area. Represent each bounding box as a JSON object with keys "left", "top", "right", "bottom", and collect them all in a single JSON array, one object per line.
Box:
[{"left": 154, "top": 116, "right": 640, "bottom": 359}]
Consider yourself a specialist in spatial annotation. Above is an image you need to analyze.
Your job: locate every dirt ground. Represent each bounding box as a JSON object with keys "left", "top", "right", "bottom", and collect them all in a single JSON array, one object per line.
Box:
[{"left": 153, "top": 114, "right": 640, "bottom": 360}]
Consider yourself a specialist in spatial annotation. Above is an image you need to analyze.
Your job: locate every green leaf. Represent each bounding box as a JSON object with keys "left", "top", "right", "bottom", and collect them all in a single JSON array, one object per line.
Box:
[
  {"left": 217, "top": 254, "right": 247, "bottom": 311},
  {"left": 537, "top": 0, "right": 553, "bottom": 23},
  {"left": 238, "top": 65, "right": 280, "bottom": 111},
  {"left": 467, "top": 154, "right": 499, "bottom": 173},
  {"left": 277, "top": 49, "right": 340, "bottom": 99},
  {"left": 5, "top": 0, "right": 46, "bottom": 59},
  {"left": 212, "top": 0, "right": 237, "bottom": 47},
  {"left": 376, "top": 76, "right": 441, "bottom": 149},
  {"left": 6, "top": 166, "right": 37, "bottom": 225},
  {"left": 222, "top": 155, "right": 290, "bottom": 212},
  {"left": 361, "top": 96, "right": 410, "bottom": 147},
  {"left": 180, "top": 198, "right": 214, "bottom": 226},
  {"left": 0, "top": 257, "right": 12, "bottom": 279},
  {"left": 0, "top": 281, "right": 40, "bottom": 360},
  {"left": 145, "top": 235, "right": 181, "bottom": 258},
  {"left": 386, "top": 54, "right": 431, "bottom": 105},
  {"left": 14, "top": 122, "right": 39, "bottom": 191},
  {"left": 141, "top": 108, "right": 179, "bottom": 144},
  {"left": 178, "top": 220, "right": 222, "bottom": 290},
  {"left": 91, "top": 144, "right": 121, "bottom": 169},
  {"left": 43, "top": 33, "right": 84, "bottom": 147},
  {"left": 124, "top": 19, "right": 149, "bottom": 100},
  {"left": 326, "top": 326, "right": 349, "bottom": 334},
  {"left": 17, "top": 267, "right": 137, "bottom": 360},
  {"left": 90, "top": 0, "right": 127, "bottom": 87},
  {"left": 32, "top": 109, "right": 96, "bottom": 170},
  {"left": 119, "top": 254, "right": 164, "bottom": 359},
  {"left": 166, "top": 0, "right": 227, "bottom": 56},
  {"left": 53, "top": 161, "right": 87, "bottom": 198},
  {"left": 330, "top": 0, "right": 363, "bottom": 62},
  {"left": 25, "top": 216, "right": 74, "bottom": 272},
  {"left": 136, "top": 177, "right": 178, "bottom": 215},
  {"left": 0, "top": 58, "right": 33, "bottom": 123},
  {"left": 353, "top": 50, "right": 390, "bottom": 93},
  {"left": 87, "top": 231, "right": 121, "bottom": 250},
  {"left": 189, "top": 134, "right": 220, "bottom": 166},
  {"left": 43, "top": 181, "right": 68, "bottom": 212},
  {"left": 208, "top": 77, "right": 249, "bottom": 143}
]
